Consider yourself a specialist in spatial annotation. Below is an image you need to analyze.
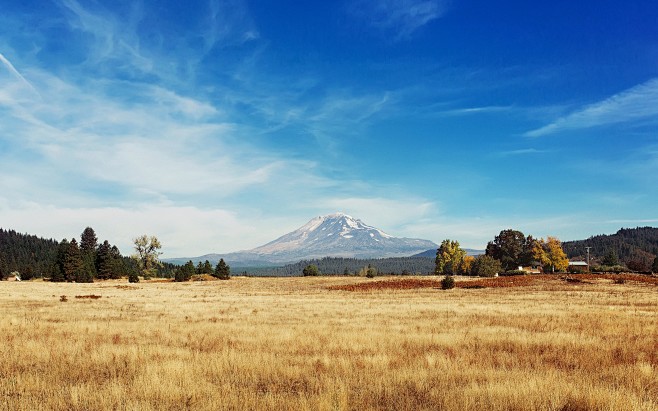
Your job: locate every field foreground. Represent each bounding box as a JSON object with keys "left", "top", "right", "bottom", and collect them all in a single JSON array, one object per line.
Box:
[{"left": 1, "top": 276, "right": 657, "bottom": 410}]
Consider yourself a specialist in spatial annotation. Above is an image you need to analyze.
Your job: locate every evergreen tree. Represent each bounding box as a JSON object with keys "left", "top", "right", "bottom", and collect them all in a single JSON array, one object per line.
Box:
[
  {"left": 196, "top": 261, "right": 204, "bottom": 274},
  {"left": 96, "top": 240, "right": 113, "bottom": 280},
  {"left": 80, "top": 227, "right": 98, "bottom": 279},
  {"left": 175, "top": 260, "right": 195, "bottom": 282},
  {"left": 128, "top": 271, "right": 140, "bottom": 283},
  {"left": 0, "top": 253, "right": 7, "bottom": 280},
  {"left": 109, "top": 246, "right": 124, "bottom": 279},
  {"left": 51, "top": 239, "right": 69, "bottom": 282},
  {"left": 64, "top": 238, "right": 83, "bottom": 282},
  {"left": 214, "top": 258, "right": 231, "bottom": 280},
  {"left": 652, "top": 256, "right": 658, "bottom": 274},
  {"left": 80, "top": 227, "right": 98, "bottom": 254},
  {"left": 203, "top": 260, "right": 213, "bottom": 274},
  {"left": 602, "top": 250, "right": 620, "bottom": 266}
]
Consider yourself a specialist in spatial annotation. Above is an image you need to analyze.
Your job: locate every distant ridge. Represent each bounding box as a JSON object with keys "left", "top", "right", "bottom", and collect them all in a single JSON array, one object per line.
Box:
[
  {"left": 166, "top": 213, "right": 438, "bottom": 267},
  {"left": 562, "top": 226, "right": 658, "bottom": 261}
]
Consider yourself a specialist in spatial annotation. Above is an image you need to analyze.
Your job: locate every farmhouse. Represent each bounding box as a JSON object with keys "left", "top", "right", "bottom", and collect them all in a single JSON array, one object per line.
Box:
[{"left": 519, "top": 262, "right": 543, "bottom": 274}]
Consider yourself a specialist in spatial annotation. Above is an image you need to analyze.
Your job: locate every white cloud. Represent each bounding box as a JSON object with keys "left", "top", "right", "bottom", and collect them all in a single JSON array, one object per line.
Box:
[
  {"left": 496, "top": 148, "right": 548, "bottom": 157},
  {"left": 0, "top": 52, "right": 39, "bottom": 96},
  {"left": 526, "top": 78, "right": 658, "bottom": 137},
  {"left": 0, "top": 202, "right": 263, "bottom": 257},
  {"left": 351, "top": 0, "right": 448, "bottom": 40}
]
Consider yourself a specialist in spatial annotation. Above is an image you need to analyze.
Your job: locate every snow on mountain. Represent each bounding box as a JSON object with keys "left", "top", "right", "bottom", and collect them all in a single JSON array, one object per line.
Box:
[{"left": 168, "top": 213, "right": 438, "bottom": 266}]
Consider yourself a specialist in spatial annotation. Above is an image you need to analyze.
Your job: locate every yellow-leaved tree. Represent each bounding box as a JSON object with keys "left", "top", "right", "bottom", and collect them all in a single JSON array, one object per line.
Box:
[
  {"left": 545, "top": 237, "right": 569, "bottom": 273},
  {"left": 532, "top": 237, "right": 569, "bottom": 273},
  {"left": 435, "top": 239, "right": 466, "bottom": 275}
]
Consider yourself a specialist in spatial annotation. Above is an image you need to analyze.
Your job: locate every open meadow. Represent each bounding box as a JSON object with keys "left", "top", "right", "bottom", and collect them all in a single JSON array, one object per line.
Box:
[{"left": 1, "top": 275, "right": 657, "bottom": 410}]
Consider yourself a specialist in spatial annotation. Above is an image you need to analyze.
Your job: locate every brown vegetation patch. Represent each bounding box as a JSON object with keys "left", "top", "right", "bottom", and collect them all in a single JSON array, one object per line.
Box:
[
  {"left": 572, "top": 273, "right": 658, "bottom": 285},
  {"left": 330, "top": 273, "right": 658, "bottom": 291},
  {"left": 75, "top": 294, "right": 102, "bottom": 299},
  {"left": 115, "top": 285, "right": 139, "bottom": 290},
  {"left": 191, "top": 274, "right": 217, "bottom": 281},
  {"left": 329, "top": 278, "right": 441, "bottom": 291}
]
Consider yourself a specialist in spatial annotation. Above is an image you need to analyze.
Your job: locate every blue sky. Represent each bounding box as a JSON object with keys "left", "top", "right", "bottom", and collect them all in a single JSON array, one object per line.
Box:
[{"left": 1, "top": 0, "right": 657, "bottom": 257}]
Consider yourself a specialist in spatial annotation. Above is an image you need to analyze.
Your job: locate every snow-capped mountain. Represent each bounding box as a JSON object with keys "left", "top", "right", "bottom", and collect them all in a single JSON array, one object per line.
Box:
[{"left": 168, "top": 213, "right": 438, "bottom": 267}]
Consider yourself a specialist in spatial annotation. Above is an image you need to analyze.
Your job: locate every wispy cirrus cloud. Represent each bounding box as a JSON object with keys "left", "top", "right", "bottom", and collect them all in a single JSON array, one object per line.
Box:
[
  {"left": 350, "top": 0, "right": 448, "bottom": 40},
  {"left": 526, "top": 78, "right": 658, "bottom": 137},
  {"left": 496, "top": 148, "right": 548, "bottom": 157}
]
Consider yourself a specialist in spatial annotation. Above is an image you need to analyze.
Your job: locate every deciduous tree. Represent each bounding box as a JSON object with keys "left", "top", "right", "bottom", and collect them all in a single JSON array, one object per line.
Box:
[
  {"left": 486, "top": 229, "right": 527, "bottom": 271},
  {"left": 132, "top": 235, "right": 162, "bottom": 279},
  {"left": 435, "top": 239, "right": 466, "bottom": 275},
  {"left": 544, "top": 237, "right": 569, "bottom": 273}
]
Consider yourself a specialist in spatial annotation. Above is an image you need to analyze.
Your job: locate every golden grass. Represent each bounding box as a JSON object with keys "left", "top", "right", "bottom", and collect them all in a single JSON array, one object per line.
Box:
[{"left": 1, "top": 276, "right": 656, "bottom": 410}]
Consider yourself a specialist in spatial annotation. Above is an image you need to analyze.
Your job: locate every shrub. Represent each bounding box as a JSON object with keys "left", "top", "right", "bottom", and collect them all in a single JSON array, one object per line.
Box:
[
  {"left": 471, "top": 255, "right": 502, "bottom": 277},
  {"left": 302, "top": 264, "right": 320, "bottom": 276},
  {"left": 592, "top": 265, "right": 626, "bottom": 274},
  {"left": 128, "top": 272, "right": 139, "bottom": 283},
  {"left": 441, "top": 275, "right": 455, "bottom": 290},
  {"left": 500, "top": 270, "right": 526, "bottom": 276}
]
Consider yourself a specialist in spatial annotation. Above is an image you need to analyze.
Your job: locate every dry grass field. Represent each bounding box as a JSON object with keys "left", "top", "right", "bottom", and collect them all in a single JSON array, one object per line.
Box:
[{"left": 1, "top": 275, "right": 657, "bottom": 410}]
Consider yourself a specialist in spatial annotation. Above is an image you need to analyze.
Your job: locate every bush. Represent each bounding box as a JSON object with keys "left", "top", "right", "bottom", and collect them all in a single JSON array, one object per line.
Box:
[
  {"left": 471, "top": 255, "right": 502, "bottom": 277},
  {"left": 591, "top": 265, "right": 626, "bottom": 274},
  {"left": 128, "top": 272, "right": 139, "bottom": 283},
  {"left": 441, "top": 275, "right": 455, "bottom": 290},
  {"left": 500, "top": 270, "right": 526, "bottom": 276},
  {"left": 302, "top": 264, "right": 320, "bottom": 276}
]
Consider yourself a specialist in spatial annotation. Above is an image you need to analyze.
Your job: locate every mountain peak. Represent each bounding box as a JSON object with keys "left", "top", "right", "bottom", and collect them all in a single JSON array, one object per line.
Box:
[
  {"left": 248, "top": 213, "right": 434, "bottom": 261},
  {"left": 167, "top": 213, "right": 438, "bottom": 267}
]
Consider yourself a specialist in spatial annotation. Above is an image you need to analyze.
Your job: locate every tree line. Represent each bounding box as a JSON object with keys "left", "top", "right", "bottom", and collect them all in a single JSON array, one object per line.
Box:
[
  {"left": 562, "top": 227, "right": 658, "bottom": 272},
  {"left": 0, "top": 229, "right": 59, "bottom": 280},
  {"left": 0, "top": 227, "right": 179, "bottom": 282},
  {"left": 172, "top": 258, "right": 230, "bottom": 281},
  {"left": 435, "top": 229, "right": 571, "bottom": 277},
  {"left": 240, "top": 256, "right": 436, "bottom": 277}
]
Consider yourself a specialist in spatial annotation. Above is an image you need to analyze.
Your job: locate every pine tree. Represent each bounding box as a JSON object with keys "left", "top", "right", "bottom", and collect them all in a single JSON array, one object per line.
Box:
[
  {"left": 109, "top": 246, "right": 124, "bottom": 279},
  {"left": 175, "top": 260, "right": 195, "bottom": 282},
  {"left": 203, "top": 260, "right": 213, "bottom": 274},
  {"left": 80, "top": 227, "right": 98, "bottom": 279},
  {"left": 214, "top": 258, "right": 231, "bottom": 280},
  {"left": 51, "top": 239, "right": 69, "bottom": 282},
  {"left": 96, "top": 240, "right": 113, "bottom": 280},
  {"left": 63, "top": 238, "right": 83, "bottom": 282}
]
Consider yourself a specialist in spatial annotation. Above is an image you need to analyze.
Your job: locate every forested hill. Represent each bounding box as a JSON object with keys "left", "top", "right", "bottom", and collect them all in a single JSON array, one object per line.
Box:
[
  {"left": 240, "top": 256, "right": 435, "bottom": 277},
  {"left": 562, "top": 227, "right": 658, "bottom": 261},
  {"left": 0, "top": 228, "right": 59, "bottom": 279}
]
